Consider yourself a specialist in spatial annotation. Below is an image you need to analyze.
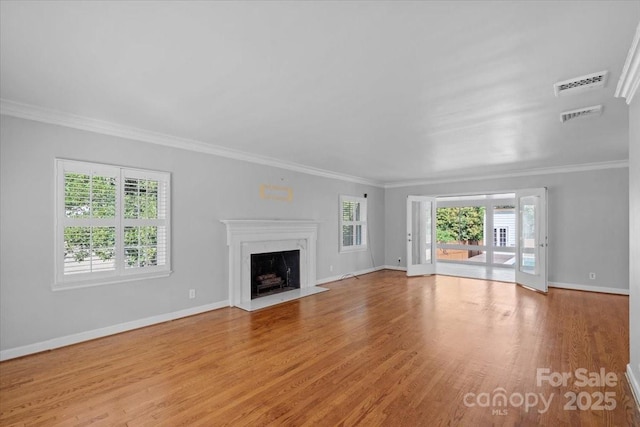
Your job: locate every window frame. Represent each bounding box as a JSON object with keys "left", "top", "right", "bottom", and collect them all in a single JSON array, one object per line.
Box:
[
  {"left": 339, "top": 195, "right": 368, "bottom": 253},
  {"left": 493, "top": 227, "right": 509, "bottom": 247},
  {"left": 54, "top": 159, "right": 171, "bottom": 290}
]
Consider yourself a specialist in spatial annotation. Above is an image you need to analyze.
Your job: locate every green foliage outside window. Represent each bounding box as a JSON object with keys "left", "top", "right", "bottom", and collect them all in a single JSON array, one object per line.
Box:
[{"left": 436, "top": 207, "right": 485, "bottom": 244}]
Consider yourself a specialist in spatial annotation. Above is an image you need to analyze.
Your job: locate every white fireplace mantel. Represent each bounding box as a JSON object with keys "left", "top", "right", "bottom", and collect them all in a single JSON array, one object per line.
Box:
[{"left": 220, "top": 220, "right": 324, "bottom": 310}]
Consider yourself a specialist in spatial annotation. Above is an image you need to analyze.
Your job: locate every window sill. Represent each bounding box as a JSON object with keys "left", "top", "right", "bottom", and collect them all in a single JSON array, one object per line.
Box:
[
  {"left": 52, "top": 270, "right": 173, "bottom": 291},
  {"left": 339, "top": 246, "right": 368, "bottom": 254}
]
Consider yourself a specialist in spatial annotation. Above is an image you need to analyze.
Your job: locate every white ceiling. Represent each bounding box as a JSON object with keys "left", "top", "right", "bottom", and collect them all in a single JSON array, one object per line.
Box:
[{"left": 1, "top": 1, "right": 638, "bottom": 185}]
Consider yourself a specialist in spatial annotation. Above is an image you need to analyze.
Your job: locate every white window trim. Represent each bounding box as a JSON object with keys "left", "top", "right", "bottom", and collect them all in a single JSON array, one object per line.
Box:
[
  {"left": 339, "top": 195, "right": 368, "bottom": 253},
  {"left": 54, "top": 159, "right": 171, "bottom": 290}
]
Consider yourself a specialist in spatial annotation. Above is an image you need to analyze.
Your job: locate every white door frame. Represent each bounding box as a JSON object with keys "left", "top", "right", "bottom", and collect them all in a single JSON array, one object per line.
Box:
[{"left": 515, "top": 188, "right": 548, "bottom": 292}]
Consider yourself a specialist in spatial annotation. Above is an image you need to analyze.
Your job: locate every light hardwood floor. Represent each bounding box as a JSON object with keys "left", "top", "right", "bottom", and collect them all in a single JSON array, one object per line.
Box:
[{"left": 1, "top": 270, "right": 639, "bottom": 426}]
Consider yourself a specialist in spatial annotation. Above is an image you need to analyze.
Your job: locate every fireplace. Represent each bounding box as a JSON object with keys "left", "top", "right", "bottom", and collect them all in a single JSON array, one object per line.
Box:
[
  {"left": 251, "top": 250, "right": 300, "bottom": 298},
  {"left": 221, "top": 220, "right": 326, "bottom": 311}
]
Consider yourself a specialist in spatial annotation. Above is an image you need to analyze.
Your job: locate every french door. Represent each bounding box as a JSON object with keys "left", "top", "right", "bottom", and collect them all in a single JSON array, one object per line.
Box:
[
  {"left": 406, "top": 196, "right": 437, "bottom": 276},
  {"left": 515, "top": 188, "right": 548, "bottom": 292}
]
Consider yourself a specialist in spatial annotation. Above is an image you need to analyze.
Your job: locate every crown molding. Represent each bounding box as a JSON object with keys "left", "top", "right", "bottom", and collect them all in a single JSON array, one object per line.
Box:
[
  {"left": 615, "top": 22, "right": 640, "bottom": 105},
  {"left": 0, "top": 98, "right": 384, "bottom": 188},
  {"left": 383, "top": 160, "right": 630, "bottom": 189},
  {"left": 1, "top": 99, "right": 630, "bottom": 190}
]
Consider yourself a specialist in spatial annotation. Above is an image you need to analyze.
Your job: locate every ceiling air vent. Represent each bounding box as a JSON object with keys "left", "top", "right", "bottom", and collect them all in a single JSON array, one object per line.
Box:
[
  {"left": 553, "top": 71, "right": 609, "bottom": 96},
  {"left": 560, "top": 105, "right": 602, "bottom": 123}
]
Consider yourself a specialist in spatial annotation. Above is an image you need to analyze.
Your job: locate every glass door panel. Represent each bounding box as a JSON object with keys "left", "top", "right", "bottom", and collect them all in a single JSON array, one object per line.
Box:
[
  {"left": 407, "top": 196, "right": 436, "bottom": 276},
  {"left": 515, "top": 188, "right": 547, "bottom": 292}
]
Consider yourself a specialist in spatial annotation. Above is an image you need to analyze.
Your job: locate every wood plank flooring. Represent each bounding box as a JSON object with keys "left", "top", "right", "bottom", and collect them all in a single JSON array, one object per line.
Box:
[{"left": 1, "top": 270, "right": 639, "bottom": 426}]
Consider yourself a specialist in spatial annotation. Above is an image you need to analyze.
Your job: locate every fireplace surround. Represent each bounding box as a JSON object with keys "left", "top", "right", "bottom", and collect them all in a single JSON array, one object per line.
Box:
[{"left": 221, "top": 220, "right": 326, "bottom": 311}]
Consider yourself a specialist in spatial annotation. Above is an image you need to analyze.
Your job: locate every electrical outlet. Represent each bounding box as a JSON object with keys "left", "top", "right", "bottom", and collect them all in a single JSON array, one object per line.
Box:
[
  {"left": 589, "top": 272, "right": 596, "bottom": 280},
  {"left": 329, "top": 265, "right": 333, "bottom": 272},
  {"left": 189, "top": 289, "right": 196, "bottom": 299}
]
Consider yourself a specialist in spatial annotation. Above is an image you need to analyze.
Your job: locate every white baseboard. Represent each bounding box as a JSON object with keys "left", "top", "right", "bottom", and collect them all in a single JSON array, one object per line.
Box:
[
  {"left": 549, "top": 282, "right": 629, "bottom": 295},
  {"left": 382, "top": 265, "right": 407, "bottom": 271},
  {"left": 318, "top": 271, "right": 628, "bottom": 295},
  {"left": 627, "top": 364, "right": 640, "bottom": 410},
  {"left": 0, "top": 300, "right": 229, "bottom": 361},
  {"left": 316, "top": 266, "right": 386, "bottom": 285}
]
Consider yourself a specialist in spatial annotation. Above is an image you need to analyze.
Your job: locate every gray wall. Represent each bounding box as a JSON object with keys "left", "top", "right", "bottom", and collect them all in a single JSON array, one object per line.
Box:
[
  {"left": 0, "top": 112, "right": 632, "bottom": 356},
  {"left": 0, "top": 115, "right": 385, "bottom": 351},
  {"left": 629, "top": 97, "right": 640, "bottom": 390},
  {"left": 385, "top": 169, "right": 629, "bottom": 291}
]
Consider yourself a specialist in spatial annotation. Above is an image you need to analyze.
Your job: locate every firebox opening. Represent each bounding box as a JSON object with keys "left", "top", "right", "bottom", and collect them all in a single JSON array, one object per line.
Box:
[{"left": 251, "top": 250, "right": 300, "bottom": 299}]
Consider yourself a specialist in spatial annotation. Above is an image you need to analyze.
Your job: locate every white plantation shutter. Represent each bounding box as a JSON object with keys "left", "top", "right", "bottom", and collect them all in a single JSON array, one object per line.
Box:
[
  {"left": 122, "top": 170, "right": 169, "bottom": 273},
  {"left": 55, "top": 160, "right": 171, "bottom": 288},
  {"left": 60, "top": 163, "right": 118, "bottom": 279},
  {"left": 340, "top": 195, "right": 367, "bottom": 252}
]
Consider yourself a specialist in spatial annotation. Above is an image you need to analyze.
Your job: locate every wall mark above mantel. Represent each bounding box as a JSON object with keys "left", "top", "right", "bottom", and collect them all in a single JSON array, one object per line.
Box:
[{"left": 260, "top": 184, "right": 293, "bottom": 202}]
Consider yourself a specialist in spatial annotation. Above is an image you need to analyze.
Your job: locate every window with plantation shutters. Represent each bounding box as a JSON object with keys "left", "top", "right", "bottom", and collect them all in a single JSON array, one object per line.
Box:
[
  {"left": 339, "top": 195, "right": 367, "bottom": 252},
  {"left": 55, "top": 159, "right": 171, "bottom": 289}
]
